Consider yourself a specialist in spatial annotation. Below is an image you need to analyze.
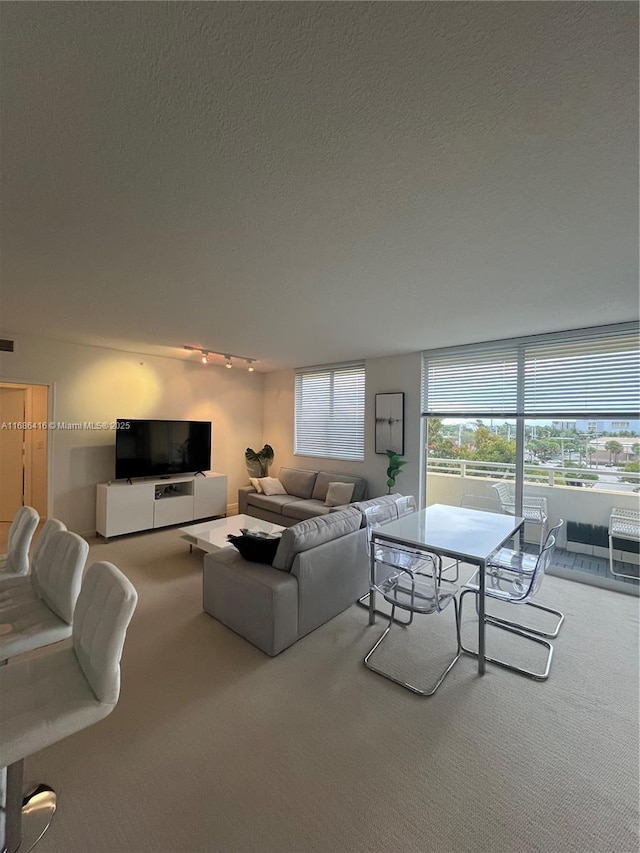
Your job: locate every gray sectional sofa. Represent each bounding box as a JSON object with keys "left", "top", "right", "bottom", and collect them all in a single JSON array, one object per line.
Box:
[
  {"left": 203, "top": 506, "right": 368, "bottom": 655},
  {"left": 238, "top": 466, "right": 368, "bottom": 526},
  {"left": 202, "top": 494, "right": 402, "bottom": 656}
]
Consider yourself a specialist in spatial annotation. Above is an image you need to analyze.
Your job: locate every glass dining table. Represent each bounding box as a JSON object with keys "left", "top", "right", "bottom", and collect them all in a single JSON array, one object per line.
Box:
[{"left": 369, "top": 503, "right": 525, "bottom": 675}]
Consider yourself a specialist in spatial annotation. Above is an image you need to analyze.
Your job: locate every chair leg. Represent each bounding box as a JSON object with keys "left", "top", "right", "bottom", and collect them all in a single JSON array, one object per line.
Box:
[
  {"left": 459, "top": 589, "right": 554, "bottom": 681},
  {"left": 364, "top": 601, "right": 460, "bottom": 697},
  {"left": 484, "top": 601, "right": 565, "bottom": 639},
  {"left": 357, "top": 592, "right": 414, "bottom": 625},
  {"left": 439, "top": 559, "right": 460, "bottom": 583},
  {"left": 1, "top": 759, "right": 57, "bottom": 853}
]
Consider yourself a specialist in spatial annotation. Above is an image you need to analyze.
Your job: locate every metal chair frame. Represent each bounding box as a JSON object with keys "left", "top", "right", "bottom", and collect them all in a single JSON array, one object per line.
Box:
[
  {"left": 484, "top": 520, "right": 565, "bottom": 639},
  {"left": 459, "top": 534, "right": 558, "bottom": 681},
  {"left": 357, "top": 497, "right": 428, "bottom": 626},
  {"left": 364, "top": 553, "right": 461, "bottom": 696}
]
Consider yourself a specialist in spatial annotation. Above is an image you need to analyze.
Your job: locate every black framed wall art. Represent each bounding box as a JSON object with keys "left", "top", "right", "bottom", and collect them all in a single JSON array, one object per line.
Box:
[{"left": 375, "top": 392, "right": 404, "bottom": 455}]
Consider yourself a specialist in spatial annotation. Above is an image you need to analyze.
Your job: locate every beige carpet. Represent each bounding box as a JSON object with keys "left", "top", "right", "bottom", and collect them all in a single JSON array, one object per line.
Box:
[{"left": 18, "top": 528, "right": 640, "bottom": 853}]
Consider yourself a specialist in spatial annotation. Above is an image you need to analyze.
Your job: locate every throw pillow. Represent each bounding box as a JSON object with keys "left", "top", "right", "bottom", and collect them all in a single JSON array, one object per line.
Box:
[
  {"left": 258, "top": 477, "right": 288, "bottom": 496},
  {"left": 249, "top": 477, "right": 263, "bottom": 493},
  {"left": 227, "top": 533, "right": 280, "bottom": 565},
  {"left": 325, "top": 481, "right": 355, "bottom": 507}
]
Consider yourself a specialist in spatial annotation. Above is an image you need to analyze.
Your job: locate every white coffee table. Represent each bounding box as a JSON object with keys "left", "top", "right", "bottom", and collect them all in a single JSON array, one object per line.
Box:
[{"left": 179, "top": 514, "right": 285, "bottom": 553}]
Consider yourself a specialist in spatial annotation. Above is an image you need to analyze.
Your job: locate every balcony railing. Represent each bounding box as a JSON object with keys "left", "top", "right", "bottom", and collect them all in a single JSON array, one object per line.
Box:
[
  {"left": 427, "top": 457, "right": 640, "bottom": 491},
  {"left": 425, "top": 456, "right": 639, "bottom": 587}
]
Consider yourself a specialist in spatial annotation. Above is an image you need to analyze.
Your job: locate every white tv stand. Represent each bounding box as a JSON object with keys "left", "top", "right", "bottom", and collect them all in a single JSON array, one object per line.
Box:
[{"left": 96, "top": 472, "right": 227, "bottom": 540}]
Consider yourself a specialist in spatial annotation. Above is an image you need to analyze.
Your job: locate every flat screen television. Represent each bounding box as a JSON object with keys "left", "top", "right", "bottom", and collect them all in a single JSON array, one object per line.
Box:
[{"left": 115, "top": 419, "right": 211, "bottom": 480}]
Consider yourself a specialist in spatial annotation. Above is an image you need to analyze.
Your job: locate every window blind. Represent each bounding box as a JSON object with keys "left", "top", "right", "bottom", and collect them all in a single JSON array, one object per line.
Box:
[
  {"left": 423, "top": 344, "right": 519, "bottom": 417},
  {"left": 295, "top": 363, "right": 365, "bottom": 461},
  {"left": 423, "top": 323, "right": 640, "bottom": 418}
]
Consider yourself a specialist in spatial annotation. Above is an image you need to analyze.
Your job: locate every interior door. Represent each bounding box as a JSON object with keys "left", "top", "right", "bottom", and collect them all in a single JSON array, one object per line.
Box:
[{"left": 0, "top": 387, "right": 26, "bottom": 521}]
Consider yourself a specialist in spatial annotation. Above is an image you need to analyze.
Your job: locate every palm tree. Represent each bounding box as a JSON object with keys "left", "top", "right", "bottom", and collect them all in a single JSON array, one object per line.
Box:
[{"left": 605, "top": 440, "right": 624, "bottom": 464}]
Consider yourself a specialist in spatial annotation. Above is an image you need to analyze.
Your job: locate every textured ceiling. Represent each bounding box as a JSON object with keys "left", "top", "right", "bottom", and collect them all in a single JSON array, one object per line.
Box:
[{"left": 1, "top": 2, "right": 638, "bottom": 371}]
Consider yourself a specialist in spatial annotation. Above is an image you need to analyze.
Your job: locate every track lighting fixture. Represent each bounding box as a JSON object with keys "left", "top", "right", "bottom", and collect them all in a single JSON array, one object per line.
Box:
[{"left": 183, "top": 346, "right": 257, "bottom": 371}]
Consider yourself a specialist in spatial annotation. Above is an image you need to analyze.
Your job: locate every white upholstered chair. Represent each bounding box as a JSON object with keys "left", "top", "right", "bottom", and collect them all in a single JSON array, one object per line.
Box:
[
  {"left": 0, "top": 519, "right": 67, "bottom": 605},
  {"left": 0, "top": 530, "right": 88, "bottom": 663},
  {"left": 0, "top": 507, "right": 40, "bottom": 579},
  {"left": 0, "top": 561, "right": 138, "bottom": 853}
]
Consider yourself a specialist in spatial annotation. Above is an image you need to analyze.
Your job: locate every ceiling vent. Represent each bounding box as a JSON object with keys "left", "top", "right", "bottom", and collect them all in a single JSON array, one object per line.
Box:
[{"left": 0, "top": 339, "right": 15, "bottom": 352}]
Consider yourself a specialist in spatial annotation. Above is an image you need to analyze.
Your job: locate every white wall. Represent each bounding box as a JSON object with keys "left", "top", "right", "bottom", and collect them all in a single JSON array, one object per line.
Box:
[
  {"left": 0, "top": 339, "right": 424, "bottom": 534},
  {"left": 0, "top": 336, "right": 265, "bottom": 535},
  {"left": 263, "top": 353, "right": 423, "bottom": 500}
]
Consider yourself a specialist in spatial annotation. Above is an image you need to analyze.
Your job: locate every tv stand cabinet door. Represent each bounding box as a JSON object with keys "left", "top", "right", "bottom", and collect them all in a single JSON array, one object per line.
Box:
[
  {"left": 194, "top": 474, "right": 227, "bottom": 519},
  {"left": 97, "top": 482, "right": 155, "bottom": 538}
]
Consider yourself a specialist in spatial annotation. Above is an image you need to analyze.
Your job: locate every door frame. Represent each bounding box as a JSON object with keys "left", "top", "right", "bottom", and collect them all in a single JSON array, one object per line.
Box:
[{"left": 0, "top": 378, "right": 55, "bottom": 518}]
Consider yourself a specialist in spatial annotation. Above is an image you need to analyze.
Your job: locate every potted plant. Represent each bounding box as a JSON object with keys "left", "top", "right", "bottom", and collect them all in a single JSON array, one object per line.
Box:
[
  {"left": 385, "top": 449, "right": 408, "bottom": 494},
  {"left": 245, "top": 444, "right": 274, "bottom": 478}
]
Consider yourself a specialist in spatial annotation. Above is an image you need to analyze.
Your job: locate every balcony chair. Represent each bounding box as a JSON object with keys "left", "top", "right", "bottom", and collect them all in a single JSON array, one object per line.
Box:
[
  {"left": 0, "top": 530, "right": 89, "bottom": 663},
  {"left": 364, "top": 547, "right": 461, "bottom": 696},
  {"left": 0, "top": 561, "right": 138, "bottom": 853},
  {"left": 0, "top": 519, "right": 67, "bottom": 605},
  {"left": 484, "top": 520, "right": 565, "bottom": 638},
  {"left": 459, "top": 532, "right": 558, "bottom": 681},
  {"left": 491, "top": 482, "right": 548, "bottom": 551},
  {"left": 608, "top": 508, "right": 640, "bottom": 580},
  {"left": 0, "top": 507, "right": 40, "bottom": 579}
]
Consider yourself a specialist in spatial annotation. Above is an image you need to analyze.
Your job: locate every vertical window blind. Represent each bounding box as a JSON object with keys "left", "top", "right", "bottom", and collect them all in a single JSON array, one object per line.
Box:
[
  {"left": 295, "top": 363, "right": 365, "bottom": 461},
  {"left": 422, "top": 323, "right": 640, "bottom": 418}
]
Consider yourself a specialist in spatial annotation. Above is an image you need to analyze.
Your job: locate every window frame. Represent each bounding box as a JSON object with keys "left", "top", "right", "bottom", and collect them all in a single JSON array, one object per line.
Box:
[
  {"left": 294, "top": 362, "right": 366, "bottom": 462},
  {"left": 422, "top": 322, "right": 640, "bottom": 514}
]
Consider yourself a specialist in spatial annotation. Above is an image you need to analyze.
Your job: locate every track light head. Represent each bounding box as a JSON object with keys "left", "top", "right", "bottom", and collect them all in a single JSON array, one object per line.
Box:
[{"left": 184, "top": 345, "right": 255, "bottom": 370}]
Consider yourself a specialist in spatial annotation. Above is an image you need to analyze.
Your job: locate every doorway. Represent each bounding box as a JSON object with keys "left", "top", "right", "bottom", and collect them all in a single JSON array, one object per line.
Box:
[{"left": 0, "top": 382, "right": 49, "bottom": 547}]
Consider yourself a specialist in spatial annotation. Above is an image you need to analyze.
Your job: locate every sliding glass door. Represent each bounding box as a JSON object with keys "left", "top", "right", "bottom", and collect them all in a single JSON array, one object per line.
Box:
[{"left": 422, "top": 323, "right": 640, "bottom": 566}]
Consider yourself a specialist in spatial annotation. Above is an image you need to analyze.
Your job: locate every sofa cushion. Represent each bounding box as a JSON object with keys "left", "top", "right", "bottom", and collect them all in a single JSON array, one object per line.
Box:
[
  {"left": 226, "top": 533, "right": 281, "bottom": 565},
  {"left": 258, "top": 476, "right": 287, "bottom": 496},
  {"left": 272, "top": 507, "right": 362, "bottom": 572},
  {"left": 278, "top": 467, "right": 317, "bottom": 499},
  {"left": 286, "top": 500, "right": 332, "bottom": 521},
  {"left": 312, "top": 472, "right": 366, "bottom": 503},
  {"left": 246, "top": 492, "right": 299, "bottom": 514},
  {"left": 325, "top": 482, "right": 355, "bottom": 507},
  {"left": 249, "top": 477, "right": 263, "bottom": 493}
]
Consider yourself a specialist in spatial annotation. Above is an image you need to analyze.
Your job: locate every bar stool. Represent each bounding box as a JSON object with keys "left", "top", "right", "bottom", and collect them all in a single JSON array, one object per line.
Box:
[
  {"left": 0, "top": 530, "right": 88, "bottom": 663},
  {"left": 0, "top": 507, "right": 40, "bottom": 579},
  {"left": 0, "top": 519, "right": 67, "bottom": 606},
  {"left": 0, "top": 561, "right": 138, "bottom": 853}
]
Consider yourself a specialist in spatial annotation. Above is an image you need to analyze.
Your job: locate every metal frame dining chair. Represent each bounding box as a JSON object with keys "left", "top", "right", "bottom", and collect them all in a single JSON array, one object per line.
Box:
[
  {"left": 484, "top": 520, "right": 565, "bottom": 638},
  {"left": 459, "top": 533, "right": 558, "bottom": 680},
  {"left": 364, "top": 547, "right": 461, "bottom": 696}
]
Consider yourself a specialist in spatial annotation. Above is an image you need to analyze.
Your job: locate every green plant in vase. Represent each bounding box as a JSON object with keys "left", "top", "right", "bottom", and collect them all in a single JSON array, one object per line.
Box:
[
  {"left": 386, "top": 449, "right": 408, "bottom": 494},
  {"left": 245, "top": 444, "right": 274, "bottom": 478}
]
